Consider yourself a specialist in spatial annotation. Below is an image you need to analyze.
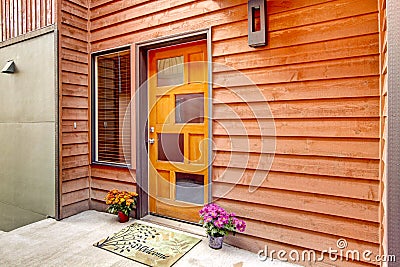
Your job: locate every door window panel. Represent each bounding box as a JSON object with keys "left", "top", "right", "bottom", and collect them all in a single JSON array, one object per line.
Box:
[
  {"left": 175, "top": 172, "right": 204, "bottom": 204},
  {"left": 157, "top": 133, "right": 184, "bottom": 162},
  {"left": 157, "top": 56, "right": 184, "bottom": 87},
  {"left": 175, "top": 93, "right": 204, "bottom": 123}
]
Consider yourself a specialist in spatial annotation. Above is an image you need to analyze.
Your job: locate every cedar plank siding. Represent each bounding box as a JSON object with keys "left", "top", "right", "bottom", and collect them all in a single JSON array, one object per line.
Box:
[
  {"left": 378, "top": 0, "right": 387, "bottom": 260},
  {"left": 0, "top": 0, "right": 54, "bottom": 41},
  {"left": 0, "top": 0, "right": 385, "bottom": 265},
  {"left": 59, "top": 0, "right": 137, "bottom": 217},
  {"left": 59, "top": 0, "right": 91, "bottom": 218},
  {"left": 55, "top": 0, "right": 381, "bottom": 266},
  {"left": 90, "top": 166, "right": 136, "bottom": 212}
]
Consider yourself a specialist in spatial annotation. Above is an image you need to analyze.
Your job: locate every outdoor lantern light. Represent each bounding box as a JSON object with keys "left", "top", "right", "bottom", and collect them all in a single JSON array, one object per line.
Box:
[
  {"left": 248, "top": 0, "right": 267, "bottom": 47},
  {"left": 1, "top": 60, "right": 15, "bottom": 73}
]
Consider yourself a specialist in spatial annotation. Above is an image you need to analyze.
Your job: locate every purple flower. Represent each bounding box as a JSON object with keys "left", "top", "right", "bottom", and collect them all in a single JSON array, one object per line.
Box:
[
  {"left": 213, "top": 219, "right": 225, "bottom": 229},
  {"left": 219, "top": 214, "right": 229, "bottom": 224},
  {"left": 209, "top": 210, "right": 218, "bottom": 218},
  {"left": 200, "top": 203, "right": 246, "bottom": 234},
  {"left": 204, "top": 216, "right": 213, "bottom": 223},
  {"left": 199, "top": 208, "right": 206, "bottom": 216},
  {"left": 235, "top": 220, "right": 246, "bottom": 232}
]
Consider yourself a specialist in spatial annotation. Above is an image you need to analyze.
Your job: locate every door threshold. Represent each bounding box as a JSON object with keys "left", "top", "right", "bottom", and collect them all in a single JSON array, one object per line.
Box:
[{"left": 141, "top": 214, "right": 206, "bottom": 237}]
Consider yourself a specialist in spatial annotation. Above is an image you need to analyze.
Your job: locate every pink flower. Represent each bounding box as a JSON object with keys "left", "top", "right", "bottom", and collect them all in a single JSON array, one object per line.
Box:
[
  {"left": 209, "top": 210, "right": 218, "bottom": 218},
  {"left": 200, "top": 203, "right": 246, "bottom": 234},
  {"left": 235, "top": 220, "right": 246, "bottom": 232},
  {"left": 204, "top": 216, "right": 212, "bottom": 223},
  {"left": 219, "top": 214, "right": 229, "bottom": 224},
  {"left": 199, "top": 208, "right": 205, "bottom": 216},
  {"left": 213, "top": 219, "right": 225, "bottom": 228}
]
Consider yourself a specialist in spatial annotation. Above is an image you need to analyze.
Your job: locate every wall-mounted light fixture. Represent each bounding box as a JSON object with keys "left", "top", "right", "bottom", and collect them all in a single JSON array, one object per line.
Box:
[
  {"left": 248, "top": 0, "right": 267, "bottom": 47},
  {"left": 2, "top": 60, "right": 15, "bottom": 73}
]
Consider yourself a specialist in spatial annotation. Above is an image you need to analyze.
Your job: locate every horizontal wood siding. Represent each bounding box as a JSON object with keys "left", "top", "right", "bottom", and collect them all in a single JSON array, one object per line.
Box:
[
  {"left": 59, "top": 0, "right": 138, "bottom": 218},
  {"left": 378, "top": 0, "right": 387, "bottom": 259},
  {"left": 82, "top": 0, "right": 380, "bottom": 265},
  {"left": 0, "top": 0, "right": 55, "bottom": 41},
  {"left": 59, "top": 0, "right": 90, "bottom": 218},
  {"left": 90, "top": 166, "right": 136, "bottom": 212},
  {"left": 211, "top": 1, "right": 380, "bottom": 265}
]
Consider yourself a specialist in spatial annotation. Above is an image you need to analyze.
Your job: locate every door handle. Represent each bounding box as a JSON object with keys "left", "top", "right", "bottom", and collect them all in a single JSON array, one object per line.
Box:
[{"left": 148, "top": 138, "right": 155, "bottom": 144}]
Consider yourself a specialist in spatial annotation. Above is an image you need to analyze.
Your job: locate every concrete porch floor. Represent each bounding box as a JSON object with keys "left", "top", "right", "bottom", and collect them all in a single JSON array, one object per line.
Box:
[{"left": 0, "top": 210, "right": 298, "bottom": 267}]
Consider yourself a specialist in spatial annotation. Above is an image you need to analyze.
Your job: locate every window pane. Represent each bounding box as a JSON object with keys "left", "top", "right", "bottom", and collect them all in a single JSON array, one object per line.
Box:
[
  {"left": 157, "top": 56, "right": 184, "bottom": 87},
  {"left": 175, "top": 93, "right": 204, "bottom": 123},
  {"left": 175, "top": 172, "right": 204, "bottom": 204},
  {"left": 157, "top": 133, "right": 184, "bottom": 162},
  {"left": 96, "top": 50, "right": 131, "bottom": 165}
]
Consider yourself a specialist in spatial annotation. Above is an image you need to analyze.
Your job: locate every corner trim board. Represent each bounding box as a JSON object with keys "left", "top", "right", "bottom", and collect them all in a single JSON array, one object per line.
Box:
[{"left": 386, "top": 0, "right": 400, "bottom": 264}]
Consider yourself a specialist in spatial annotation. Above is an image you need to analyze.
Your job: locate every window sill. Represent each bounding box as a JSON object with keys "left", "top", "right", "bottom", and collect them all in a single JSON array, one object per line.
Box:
[{"left": 91, "top": 161, "right": 131, "bottom": 169}]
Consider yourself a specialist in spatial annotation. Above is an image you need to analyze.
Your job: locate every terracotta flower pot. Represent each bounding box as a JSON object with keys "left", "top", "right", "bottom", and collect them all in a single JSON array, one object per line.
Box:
[
  {"left": 118, "top": 211, "right": 129, "bottom": 223},
  {"left": 208, "top": 235, "right": 224, "bottom": 249}
]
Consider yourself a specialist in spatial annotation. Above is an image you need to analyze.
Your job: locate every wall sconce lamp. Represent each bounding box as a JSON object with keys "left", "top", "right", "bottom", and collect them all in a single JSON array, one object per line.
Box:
[
  {"left": 248, "top": 0, "right": 267, "bottom": 47},
  {"left": 2, "top": 60, "right": 16, "bottom": 73}
]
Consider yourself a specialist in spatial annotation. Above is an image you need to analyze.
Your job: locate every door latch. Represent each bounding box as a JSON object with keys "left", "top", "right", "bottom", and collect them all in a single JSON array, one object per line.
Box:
[{"left": 148, "top": 138, "right": 155, "bottom": 144}]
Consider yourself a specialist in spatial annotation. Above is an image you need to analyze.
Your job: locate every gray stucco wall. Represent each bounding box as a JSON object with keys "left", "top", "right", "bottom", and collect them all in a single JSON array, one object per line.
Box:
[{"left": 0, "top": 30, "right": 56, "bottom": 231}]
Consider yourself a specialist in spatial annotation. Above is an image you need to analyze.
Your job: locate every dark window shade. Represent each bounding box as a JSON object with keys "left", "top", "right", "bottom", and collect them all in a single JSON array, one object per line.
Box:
[{"left": 96, "top": 50, "right": 131, "bottom": 165}]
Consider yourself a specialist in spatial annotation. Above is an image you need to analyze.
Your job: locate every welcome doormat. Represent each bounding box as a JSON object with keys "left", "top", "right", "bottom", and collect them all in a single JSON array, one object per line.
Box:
[{"left": 94, "top": 221, "right": 201, "bottom": 267}]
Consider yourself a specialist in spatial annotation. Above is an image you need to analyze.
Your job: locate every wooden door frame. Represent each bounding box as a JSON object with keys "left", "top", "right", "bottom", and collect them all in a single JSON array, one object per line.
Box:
[{"left": 134, "top": 29, "right": 212, "bottom": 219}]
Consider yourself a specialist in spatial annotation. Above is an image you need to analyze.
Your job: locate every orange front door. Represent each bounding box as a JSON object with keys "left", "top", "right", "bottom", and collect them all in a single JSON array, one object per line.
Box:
[{"left": 147, "top": 40, "right": 209, "bottom": 222}]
